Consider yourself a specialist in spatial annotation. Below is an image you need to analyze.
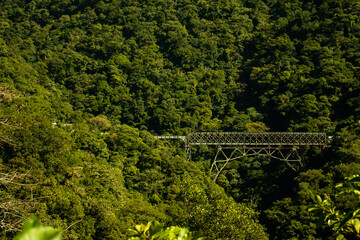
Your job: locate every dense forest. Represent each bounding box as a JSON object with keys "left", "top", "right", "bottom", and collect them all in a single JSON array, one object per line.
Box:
[{"left": 1, "top": 0, "right": 360, "bottom": 239}]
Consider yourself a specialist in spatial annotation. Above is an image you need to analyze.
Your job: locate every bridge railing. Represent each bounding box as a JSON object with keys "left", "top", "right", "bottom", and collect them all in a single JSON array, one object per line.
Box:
[
  {"left": 186, "top": 132, "right": 329, "bottom": 146},
  {"left": 154, "top": 135, "right": 187, "bottom": 142}
]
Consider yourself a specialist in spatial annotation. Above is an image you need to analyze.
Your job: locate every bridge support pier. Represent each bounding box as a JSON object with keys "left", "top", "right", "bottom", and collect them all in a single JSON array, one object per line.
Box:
[
  {"left": 210, "top": 145, "right": 303, "bottom": 181},
  {"left": 185, "top": 144, "right": 191, "bottom": 161}
]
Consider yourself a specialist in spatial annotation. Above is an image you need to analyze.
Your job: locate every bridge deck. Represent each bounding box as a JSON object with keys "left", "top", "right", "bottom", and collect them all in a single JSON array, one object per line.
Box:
[
  {"left": 154, "top": 135, "right": 187, "bottom": 142},
  {"left": 186, "top": 132, "right": 329, "bottom": 146}
]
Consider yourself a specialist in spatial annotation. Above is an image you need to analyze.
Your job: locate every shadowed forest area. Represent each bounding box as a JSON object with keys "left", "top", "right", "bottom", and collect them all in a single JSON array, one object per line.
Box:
[{"left": 1, "top": 0, "right": 360, "bottom": 239}]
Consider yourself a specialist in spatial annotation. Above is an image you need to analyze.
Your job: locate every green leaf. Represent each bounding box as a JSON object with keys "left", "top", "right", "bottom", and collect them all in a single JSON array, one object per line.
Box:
[
  {"left": 14, "top": 217, "right": 61, "bottom": 240},
  {"left": 168, "top": 229, "right": 176, "bottom": 239},
  {"left": 336, "top": 183, "right": 344, "bottom": 188},
  {"left": 336, "top": 234, "right": 346, "bottom": 240},
  {"left": 143, "top": 222, "right": 152, "bottom": 237},
  {"left": 353, "top": 218, "right": 360, "bottom": 233},
  {"left": 179, "top": 228, "right": 187, "bottom": 237},
  {"left": 346, "top": 175, "right": 360, "bottom": 182},
  {"left": 149, "top": 221, "right": 163, "bottom": 236},
  {"left": 128, "top": 229, "right": 140, "bottom": 234},
  {"left": 135, "top": 225, "right": 143, "bottom": 233},
  {"left": 316, "top": 195, "right": 322, "bottom": 203},
  {"left": 308, "top": 207, "right": 320, "bottom": 212},
  {"left": 352, "top": 209, "right": 360, "bottom": 217},
  {"left": 337, "top": 178, "right": 360, "bottom": 194}
]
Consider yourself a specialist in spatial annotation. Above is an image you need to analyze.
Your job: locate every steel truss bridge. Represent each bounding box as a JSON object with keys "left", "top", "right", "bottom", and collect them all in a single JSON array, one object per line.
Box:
[{"left": 155, "top": 132, "right": 331, "bottom": 181}]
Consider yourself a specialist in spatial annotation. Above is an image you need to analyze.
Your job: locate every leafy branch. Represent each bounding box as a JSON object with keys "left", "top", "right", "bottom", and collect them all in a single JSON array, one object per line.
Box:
[
  {"left": 127, "top": 221, "right": 211, "bottom": 240},
  {"left": 309, "top": 175, "right": 360, "bottom": 240}
]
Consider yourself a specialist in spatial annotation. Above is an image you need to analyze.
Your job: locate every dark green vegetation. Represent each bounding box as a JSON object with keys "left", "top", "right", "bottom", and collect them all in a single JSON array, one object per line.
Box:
[{"left": 1, "top": 0, "right": 360, "bottom": 239}]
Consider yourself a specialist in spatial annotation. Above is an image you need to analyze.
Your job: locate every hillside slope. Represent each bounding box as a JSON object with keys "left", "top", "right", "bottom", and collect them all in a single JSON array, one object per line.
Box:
[{"left": 1, "top": 0, "right": 360, "bottom": 239}]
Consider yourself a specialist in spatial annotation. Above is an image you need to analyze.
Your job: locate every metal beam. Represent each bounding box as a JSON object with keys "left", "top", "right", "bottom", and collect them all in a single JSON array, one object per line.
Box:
[
  {"left": 210, "top": 145, "right": 303, "bottom": 181},
  {"left": 186, "top": 132, "right": 329, "bottom": 146}
]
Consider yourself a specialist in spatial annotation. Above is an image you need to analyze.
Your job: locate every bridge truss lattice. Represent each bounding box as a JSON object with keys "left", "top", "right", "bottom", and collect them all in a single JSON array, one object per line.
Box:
[{"left": 155, "top": 132, "right": 330, "bottom": 181}]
